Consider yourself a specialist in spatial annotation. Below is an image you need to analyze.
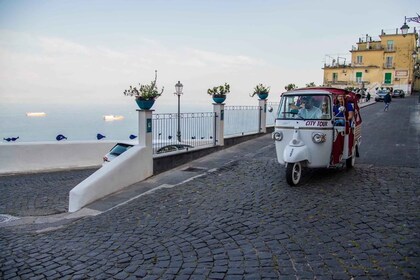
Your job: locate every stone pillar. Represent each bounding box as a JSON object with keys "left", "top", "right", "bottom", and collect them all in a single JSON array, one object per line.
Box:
[
  {"left": 138, "top": 109, "right": 153, "bottom": 158},
  {"left": 213, "top": 103, "right": 225, "bottom": 146},
  {"left": 259, "top": 99, "right": 267, "bottom": 133}
]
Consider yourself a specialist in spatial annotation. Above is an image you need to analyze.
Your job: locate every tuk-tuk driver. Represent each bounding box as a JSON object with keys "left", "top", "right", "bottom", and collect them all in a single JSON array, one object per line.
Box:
[{"left": 298, "top": 96, "right": 322, "bottom": 119}]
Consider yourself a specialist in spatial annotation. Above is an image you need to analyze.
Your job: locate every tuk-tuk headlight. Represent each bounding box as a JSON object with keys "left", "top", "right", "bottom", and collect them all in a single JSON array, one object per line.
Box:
[
  {"left": 312, "top": 132, "right": 326, "bottom": 143},
  {"left": 272, "top": 131, "right": 283, "bottom": 141}
]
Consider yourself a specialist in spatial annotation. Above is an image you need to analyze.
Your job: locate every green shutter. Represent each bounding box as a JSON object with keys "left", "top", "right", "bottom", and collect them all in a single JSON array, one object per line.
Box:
[
  {"left": 384, "top": 73, "right": 392, "bottom": 84},
  {"left": 356, "top": 72, "right": 362, "bottom": 83}
]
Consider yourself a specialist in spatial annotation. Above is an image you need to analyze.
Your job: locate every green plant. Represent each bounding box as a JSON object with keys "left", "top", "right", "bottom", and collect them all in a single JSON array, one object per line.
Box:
[
  {"left": 284, "top": 83, "right": 297, "bottom": 91},
  {"left": 124, "top": 70, "right": 164, "bottom": 100},
  {"left": 207, "top": 83, "right": 230, "bottom": 96},
  {"left": 250, "top": 83, "right": 270, "bottom": 97}
]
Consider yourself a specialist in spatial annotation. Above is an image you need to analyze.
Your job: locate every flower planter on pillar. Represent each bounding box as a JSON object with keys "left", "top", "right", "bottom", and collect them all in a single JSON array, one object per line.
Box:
[
  {"left": 136, "top": 99, "right": 155, "bottom": 110},
  {"left": 208, "top": 83, "right": 230, "bottom": 104},
  {"left": 251, "top": 83, "right": 270, "bottom": 101},
  {"left": 124, "top": 70, "right": 164, "bottom": 111},
  {"left": 212, "top": 95, "right": 226, "bottom": 104},
  {"left": 257, "top": 93, "right": 268, "bottom": 100}
]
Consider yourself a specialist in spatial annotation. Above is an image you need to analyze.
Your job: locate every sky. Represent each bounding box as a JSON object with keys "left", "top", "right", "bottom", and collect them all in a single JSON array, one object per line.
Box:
[{"left": 0, "top": 0, "right": 418, "bottom": 111}]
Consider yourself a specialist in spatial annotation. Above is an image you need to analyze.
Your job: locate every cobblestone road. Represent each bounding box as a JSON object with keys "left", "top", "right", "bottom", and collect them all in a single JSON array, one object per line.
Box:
[
  {"left": 0, "top": 168, "right": 97, "bottom": 216},
  {"left": 1, "top": 141, "right": 419, "bottom": 279}
]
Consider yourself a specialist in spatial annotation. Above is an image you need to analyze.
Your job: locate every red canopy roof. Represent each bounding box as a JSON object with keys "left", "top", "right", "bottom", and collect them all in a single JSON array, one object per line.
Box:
[{"left": 292, "top": 87, "right": 362, "bottom": 125}]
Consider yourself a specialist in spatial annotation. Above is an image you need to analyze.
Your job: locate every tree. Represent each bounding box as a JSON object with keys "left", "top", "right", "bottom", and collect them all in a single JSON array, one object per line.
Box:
[
  {"left": 305, "top": 82, "right": 316, "bottom": 87},
  {"left": 284, "top": 84, "right": 297, "bottom": 91}
]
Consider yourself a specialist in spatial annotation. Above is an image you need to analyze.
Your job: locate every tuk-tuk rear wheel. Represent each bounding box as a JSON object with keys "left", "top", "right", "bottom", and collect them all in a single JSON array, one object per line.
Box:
[{"left": 286, "top": 162, "right": 302, "bottom": 186}]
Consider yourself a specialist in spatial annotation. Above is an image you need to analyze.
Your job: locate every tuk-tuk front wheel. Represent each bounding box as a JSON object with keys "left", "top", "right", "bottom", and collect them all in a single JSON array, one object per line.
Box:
[{"left": 286, "top": 162, "right": 302, "bottom": 186}]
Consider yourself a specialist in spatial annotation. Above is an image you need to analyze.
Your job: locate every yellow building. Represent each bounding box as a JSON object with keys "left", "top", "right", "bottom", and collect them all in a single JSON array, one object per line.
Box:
[{"left": 323, "top": 26, "right": 418, "bottom": 95}]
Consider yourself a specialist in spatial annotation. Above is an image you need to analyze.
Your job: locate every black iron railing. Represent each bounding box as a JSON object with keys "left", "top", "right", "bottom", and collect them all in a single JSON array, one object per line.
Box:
[{"left": 152, "top": 112, "right": 215, "bottom": 154}]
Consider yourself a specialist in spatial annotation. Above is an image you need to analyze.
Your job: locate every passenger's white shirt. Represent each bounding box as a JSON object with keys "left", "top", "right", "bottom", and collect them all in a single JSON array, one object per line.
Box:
[{"left": 298, "top": 106, "right": 322, "bottom": 119}]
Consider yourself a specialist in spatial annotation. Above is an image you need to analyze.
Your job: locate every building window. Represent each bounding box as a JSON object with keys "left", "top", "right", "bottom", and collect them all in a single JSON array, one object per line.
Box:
[
  {"left": 332, "top": 73, "right": 338, "bottom": 82},
  {"left": 384, "top": 73, "right": 392, "bottom": 84},
  {"left": 385, "top": 57, "right": 393, "bottom": 68},
  {"left": 387, "top": 40, "right": 394, "bottom": 51},
  {"left": 356, "top": 56, "right": 363, "bottom": 64},
  {"left": 356, "top": 72, "right": 362, "bottom": 83}
]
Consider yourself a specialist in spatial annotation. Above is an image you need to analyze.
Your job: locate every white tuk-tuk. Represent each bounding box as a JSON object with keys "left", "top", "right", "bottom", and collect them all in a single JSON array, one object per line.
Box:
[{"left": 272, "top": 87, "right": 362, "bottom": 186}]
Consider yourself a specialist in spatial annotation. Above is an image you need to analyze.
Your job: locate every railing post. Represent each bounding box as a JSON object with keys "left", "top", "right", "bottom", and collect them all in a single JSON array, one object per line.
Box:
[
  {"left": 213, "top": 103, "right": 224, "bottom": 146},
  {"left": 138, "top": 109, "right": 153, "bottom": 172},
  {"left": 259, "top": 99, "right": 267, "bottom": 133}
]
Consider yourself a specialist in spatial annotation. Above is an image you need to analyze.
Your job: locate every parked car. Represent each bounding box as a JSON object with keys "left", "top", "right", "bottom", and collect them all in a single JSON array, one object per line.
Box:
[
  {"left": 156, "top": 144, "right": 193, "bottom": 154},
  {"left": 103, "top": 142, "right": 134, "bottom": 164},
  {"left": 374, "top": 90, "right": 389, "bottom": 102},
  {"left": 392, "top": 89, "right": 405, "bottom": 98}
]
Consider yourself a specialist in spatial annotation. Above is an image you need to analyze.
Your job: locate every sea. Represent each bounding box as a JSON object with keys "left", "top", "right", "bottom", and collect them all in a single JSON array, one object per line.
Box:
[
  {"left": 0, "top": 101, "right": 278, "bottom": 144},
  {"left": 0, "top": 102, "right": 213, "bottom": 143}
]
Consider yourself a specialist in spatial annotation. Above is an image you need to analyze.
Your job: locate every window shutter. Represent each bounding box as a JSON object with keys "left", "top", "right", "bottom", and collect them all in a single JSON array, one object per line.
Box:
[{"left": 384, "top": 73, "right": 392, "bottom": 84}]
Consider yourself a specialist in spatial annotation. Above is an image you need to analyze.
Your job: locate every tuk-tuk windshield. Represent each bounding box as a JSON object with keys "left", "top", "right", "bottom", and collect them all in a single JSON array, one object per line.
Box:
[{"left": 277, "top": 94, "right": 331, "bottom": 120}]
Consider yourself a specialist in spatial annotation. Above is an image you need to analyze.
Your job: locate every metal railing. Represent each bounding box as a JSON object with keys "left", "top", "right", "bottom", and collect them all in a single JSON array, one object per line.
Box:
[
  {"left": 224, "top": 106, "right": 260, "bottom": 137},
  {"left": 152, "top": 112, "right": 215, "bottom": 154},
  {"left": 152, "top": 103, "right": 277, "bottom": 154},
  {"left": 355, "top": 44, "right": 384, "bottom": 51}
]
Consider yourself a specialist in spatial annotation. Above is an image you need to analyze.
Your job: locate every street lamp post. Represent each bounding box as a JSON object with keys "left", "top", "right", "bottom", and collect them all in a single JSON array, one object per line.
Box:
[
  {"left": 174, "top": 81, "right": 183, "bottom": 142},
  {"left": 400, "top": 14, "right": 420, "bottom": 36}
]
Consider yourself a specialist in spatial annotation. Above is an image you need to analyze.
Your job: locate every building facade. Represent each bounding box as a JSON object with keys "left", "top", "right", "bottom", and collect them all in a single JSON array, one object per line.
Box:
[{"left": 323, "top": 27, "right": 419, "bottom": 95}]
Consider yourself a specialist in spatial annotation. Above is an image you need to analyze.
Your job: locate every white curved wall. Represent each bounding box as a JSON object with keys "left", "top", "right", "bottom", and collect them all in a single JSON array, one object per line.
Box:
[
  {"left": 69, "top": 145, "right": 153, "bottom": 212},
  {"left": 0, "top": 141, "right": 119, "bottom": 174}
]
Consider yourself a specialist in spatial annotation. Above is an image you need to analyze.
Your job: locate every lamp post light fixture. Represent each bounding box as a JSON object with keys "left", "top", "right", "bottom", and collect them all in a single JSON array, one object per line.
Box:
[
  {"left": 174, "top": 81, "right": 183, "bottom": 142},
  {"left": 401, "top": 17, "right": 410, "bottom": 37},
  {"left": 401, "top": 14, "right": 420, "bottom": 37}
]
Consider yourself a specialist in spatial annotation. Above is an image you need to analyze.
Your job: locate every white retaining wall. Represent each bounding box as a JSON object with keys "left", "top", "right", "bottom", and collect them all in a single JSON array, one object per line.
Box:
[
  {"left": 69, "top": 144, "right": 153, "bottom": 212},
  {"left": 0, "top": 141, "right": 119, "bottom": 174},
  {"left": 68, "top": 110, "right": 154, "bottom": 212}
]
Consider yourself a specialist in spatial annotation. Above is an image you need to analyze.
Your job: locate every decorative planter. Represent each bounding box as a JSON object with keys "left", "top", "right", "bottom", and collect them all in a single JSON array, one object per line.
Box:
[
  {"left": 136, "top": 99, "right": 155, "bottom": 110},
  {"left": 212, "top": 95, "right": 226, "bottom": 104},
  {"left": 257, "top": 93, "right": 268, "bottom": 100}
]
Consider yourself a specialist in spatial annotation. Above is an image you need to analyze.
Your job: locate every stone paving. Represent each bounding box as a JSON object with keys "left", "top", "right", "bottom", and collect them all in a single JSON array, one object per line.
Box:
[
  {"left": 0, "top": 168, "right": 97, "bottom": 216},
  {"left": 1, "top": 140, "right": 419, "bottom": 279}
]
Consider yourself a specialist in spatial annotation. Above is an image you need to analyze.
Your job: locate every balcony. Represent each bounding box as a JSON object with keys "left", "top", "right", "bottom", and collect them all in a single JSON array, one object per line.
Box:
[
  {"left": 383, "top": 63, "right": 395, "bottom": 69},
  {"left": 325, "top": 80, "right": 352, "bottom": 85},
  {"left": 325, "top": 80, "right": 371, "bottom": 87},
  {"left": 323, "top": 63, "right": 351, "bottom": 69},
  {"left": 351, "top": 44, "right": 383, "bottom": 52}
]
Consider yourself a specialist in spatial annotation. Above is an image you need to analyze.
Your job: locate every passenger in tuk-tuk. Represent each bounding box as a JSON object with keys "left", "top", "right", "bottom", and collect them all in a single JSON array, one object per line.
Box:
[
  {"left": 321, "top": 97, "right": 331, "bottom": 119},
  {"left": 297, "top": 96, "right": 322, "bottom": 119},
  {"left": 333, "top": 95, "right": 354, "bottom": 126}
]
